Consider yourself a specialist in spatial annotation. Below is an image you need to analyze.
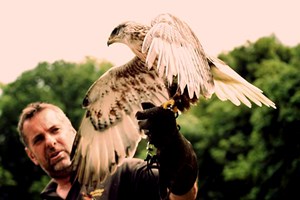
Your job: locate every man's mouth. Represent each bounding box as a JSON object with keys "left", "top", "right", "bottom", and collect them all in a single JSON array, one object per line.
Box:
[{"left": 49, "top": 151, "right": 64, "bottom": 165}]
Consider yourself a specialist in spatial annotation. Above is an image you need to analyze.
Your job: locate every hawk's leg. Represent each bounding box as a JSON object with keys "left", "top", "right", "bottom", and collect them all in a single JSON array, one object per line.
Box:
[{"left": 162, "top": 99, "right": 180, "bottom": 129}]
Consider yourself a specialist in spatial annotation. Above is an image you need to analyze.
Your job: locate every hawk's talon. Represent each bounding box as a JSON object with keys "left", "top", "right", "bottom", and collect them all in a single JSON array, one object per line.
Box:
[{"left": 162, "top": 99, "right": 178, "bottom": 113}]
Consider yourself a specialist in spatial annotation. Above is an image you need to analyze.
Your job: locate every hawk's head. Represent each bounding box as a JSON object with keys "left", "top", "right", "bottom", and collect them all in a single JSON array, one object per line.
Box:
[{"left": 107, "top": 21, "right": 150, "bottom": 50}]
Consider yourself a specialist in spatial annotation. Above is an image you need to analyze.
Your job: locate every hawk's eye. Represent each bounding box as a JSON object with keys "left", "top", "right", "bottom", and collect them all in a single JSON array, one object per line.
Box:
[{"left": 111, "top": 27, "right": 120, "bottom": 36}]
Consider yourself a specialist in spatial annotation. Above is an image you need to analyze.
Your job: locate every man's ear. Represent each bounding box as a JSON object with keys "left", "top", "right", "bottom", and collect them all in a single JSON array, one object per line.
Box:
[{"left": 25, "top": 147, "right": 39, "bottom": 165}]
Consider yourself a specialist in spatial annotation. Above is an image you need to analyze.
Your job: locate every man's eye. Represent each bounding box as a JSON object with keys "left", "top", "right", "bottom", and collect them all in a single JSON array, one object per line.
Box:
[
  {"left": 52, "top": 127, "right": 60, "bottom": 133},
  {"left": 33, "top": 135, "right": 43, "bottom": 145}
]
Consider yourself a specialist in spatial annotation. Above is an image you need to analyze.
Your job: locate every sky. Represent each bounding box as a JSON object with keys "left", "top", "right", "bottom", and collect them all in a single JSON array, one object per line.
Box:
[{"left": 0, "top": 0, "right": 299, "bottom": 84}]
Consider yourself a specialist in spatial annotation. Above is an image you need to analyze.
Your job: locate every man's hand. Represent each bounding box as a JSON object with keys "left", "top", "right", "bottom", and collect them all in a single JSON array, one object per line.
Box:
[
  {"left": 135, "top": 102, "right": 178, "bottom": 148},
  {"left": 136, "top": 102, "right": 198, "bottom": 199}
]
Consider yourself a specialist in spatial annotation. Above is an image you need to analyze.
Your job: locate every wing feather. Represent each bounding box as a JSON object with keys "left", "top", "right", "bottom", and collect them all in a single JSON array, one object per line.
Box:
[
  {"left": 71, "top": 56, "right": 169, "bottom": 188},
  {"left": 142, "top": 13, "right": 214, "bottom": 99},
  {"left": 209, "top": 56, "right": 276, "bottom": 108}
]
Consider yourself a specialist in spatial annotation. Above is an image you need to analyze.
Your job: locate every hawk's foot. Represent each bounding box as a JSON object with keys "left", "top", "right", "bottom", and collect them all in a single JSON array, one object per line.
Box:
[{"left": 162, "top": 99, "right": 179, "bottom": 117}]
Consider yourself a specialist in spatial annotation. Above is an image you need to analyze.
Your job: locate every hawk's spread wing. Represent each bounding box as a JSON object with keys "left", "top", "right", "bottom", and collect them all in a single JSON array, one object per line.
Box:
[
  {"left": 208, "top": 56, "right": 276, "bottom": 108},
  {"left": 71, "top": 56, "right": 168, "bottom": 188},
  {"left": 142, "top": 13, "right": 214, "bottom": 99}
]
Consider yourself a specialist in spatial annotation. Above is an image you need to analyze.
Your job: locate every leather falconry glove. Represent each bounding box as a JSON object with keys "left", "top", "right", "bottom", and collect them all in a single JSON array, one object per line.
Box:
[{"left": 135, "top": 102, "right": 198, "bottom": 198}]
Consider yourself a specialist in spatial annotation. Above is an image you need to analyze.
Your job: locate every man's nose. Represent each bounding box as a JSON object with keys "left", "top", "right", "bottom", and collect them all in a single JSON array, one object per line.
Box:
[{"left": 45, "top": 134, "right": 56, "bottom": 148}]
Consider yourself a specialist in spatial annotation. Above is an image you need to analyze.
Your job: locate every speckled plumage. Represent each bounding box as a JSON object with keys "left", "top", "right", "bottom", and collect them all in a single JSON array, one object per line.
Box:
[{"left": 71, "top": 56, "right": 169, "bottom": 190}]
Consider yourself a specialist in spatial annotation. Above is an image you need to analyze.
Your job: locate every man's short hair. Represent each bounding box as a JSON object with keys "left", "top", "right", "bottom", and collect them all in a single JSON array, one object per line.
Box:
[{"left": 17, "top": 102, "right": 69, "bottom": 146}]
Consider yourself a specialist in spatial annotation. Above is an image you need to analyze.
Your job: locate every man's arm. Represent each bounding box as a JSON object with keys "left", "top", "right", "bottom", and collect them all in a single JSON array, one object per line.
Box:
[{"left": 136, "top": 102, "right": 198, "bottom": 199}]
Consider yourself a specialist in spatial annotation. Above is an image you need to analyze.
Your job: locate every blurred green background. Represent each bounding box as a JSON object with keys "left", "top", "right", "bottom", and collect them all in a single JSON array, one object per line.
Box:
[{"left": 0, "top": 35, "right": 299, "bottom": 199}]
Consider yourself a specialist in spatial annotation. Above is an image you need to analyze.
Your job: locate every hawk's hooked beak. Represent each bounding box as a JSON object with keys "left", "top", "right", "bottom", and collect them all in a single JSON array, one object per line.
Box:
[{"left": 107, "top": 37, "right": 114, "bottom": 46}]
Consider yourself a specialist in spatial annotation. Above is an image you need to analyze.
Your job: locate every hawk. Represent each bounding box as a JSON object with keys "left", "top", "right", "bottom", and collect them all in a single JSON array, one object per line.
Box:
[{"left": 71, "top": 13, "right": 276, "bottom": 190}]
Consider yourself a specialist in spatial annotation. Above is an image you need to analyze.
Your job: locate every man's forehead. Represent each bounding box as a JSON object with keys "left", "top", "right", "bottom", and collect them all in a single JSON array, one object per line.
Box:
[{"left": 24, "top": 108, "right": 61, "bottom": 130}]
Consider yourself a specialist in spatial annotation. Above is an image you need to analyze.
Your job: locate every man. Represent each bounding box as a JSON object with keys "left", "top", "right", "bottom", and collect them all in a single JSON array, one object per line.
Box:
[{"left": 17, "top": 102, "right": 198, "bottom": 200}]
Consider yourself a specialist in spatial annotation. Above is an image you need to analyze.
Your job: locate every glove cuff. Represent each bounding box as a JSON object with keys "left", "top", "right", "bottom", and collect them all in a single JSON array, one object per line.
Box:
[{"left": 157, "top": 132, "right": 198, "bottom": 197}]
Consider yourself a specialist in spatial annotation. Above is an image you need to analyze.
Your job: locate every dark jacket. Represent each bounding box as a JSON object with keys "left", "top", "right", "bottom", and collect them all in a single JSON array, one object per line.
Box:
[{"left": 41, "top": 158, "right": 161, "bottom": 200}]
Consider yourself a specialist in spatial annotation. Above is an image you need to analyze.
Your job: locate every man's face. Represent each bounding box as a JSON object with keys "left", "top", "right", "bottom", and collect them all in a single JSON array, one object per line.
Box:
[{"left": 23, "top": 108, "right": 76, "bottom": 178}]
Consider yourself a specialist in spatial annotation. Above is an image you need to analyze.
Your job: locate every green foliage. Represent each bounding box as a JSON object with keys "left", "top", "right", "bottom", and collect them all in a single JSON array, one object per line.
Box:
[
  {"left": 28, "top": 175, "right": 51, "bottom": 200},
  {"left": 0, "top": 165, "right": 16, "bottom": 187}
]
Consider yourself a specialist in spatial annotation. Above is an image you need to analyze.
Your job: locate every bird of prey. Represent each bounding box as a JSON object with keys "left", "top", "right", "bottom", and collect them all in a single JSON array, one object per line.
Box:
[
  {"left": 71, "top": 13, "right": 276, "bottom": 191},
  {"left": 107, "top": 13, "right": 276, "bottom": 111}
]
